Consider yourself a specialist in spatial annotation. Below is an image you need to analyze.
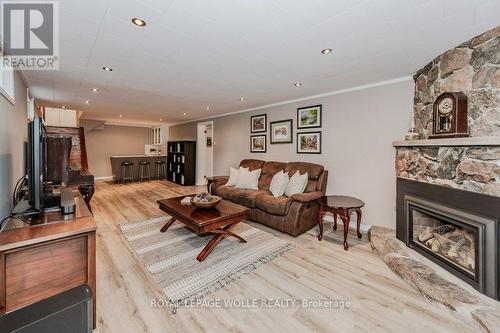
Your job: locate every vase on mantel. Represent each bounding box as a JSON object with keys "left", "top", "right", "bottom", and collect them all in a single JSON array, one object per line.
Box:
[{"left": 405, "top": 127, "right": 420, "bottom": 141}]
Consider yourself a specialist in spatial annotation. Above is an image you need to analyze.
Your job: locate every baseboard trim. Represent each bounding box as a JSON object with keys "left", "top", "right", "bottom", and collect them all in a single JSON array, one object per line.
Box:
[
  {"left": 94, "top": 176, "right": 114, "bottom": 181},
  {"left": 322, "top": 214, "right": 372, "bottom": 233}
]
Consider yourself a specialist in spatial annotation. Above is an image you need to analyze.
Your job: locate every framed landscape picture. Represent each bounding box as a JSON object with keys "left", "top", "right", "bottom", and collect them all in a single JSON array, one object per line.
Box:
[
  {"left": 297, "top": 131, "right": 321, "bottom": 154},
  {"left": 297, "top": 104, "right": 322, "bottom": 129},
  {"left": 270, "top": 119, "right": 293, "bottom": 144},
  {"left": 251, "top": 114, "right": 267, "bottom": 133},
  {"left": 250, "top": 135, "right": 266, "bottom": 153}
]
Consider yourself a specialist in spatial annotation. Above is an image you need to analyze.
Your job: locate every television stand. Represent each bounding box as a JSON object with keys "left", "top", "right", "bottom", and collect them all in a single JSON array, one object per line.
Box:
[{"left": 0, "top": 192, "right": 97, "bottom": 329}]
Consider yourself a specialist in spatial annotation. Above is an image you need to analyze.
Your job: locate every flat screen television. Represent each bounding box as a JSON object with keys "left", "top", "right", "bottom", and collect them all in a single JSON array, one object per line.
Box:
[{"left": 27, "top": 116, "right": 48, "bottom": 211}]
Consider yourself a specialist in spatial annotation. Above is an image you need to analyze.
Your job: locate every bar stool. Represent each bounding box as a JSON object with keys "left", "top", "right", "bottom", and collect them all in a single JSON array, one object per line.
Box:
[
  {"left": 154, "top": 160, "right": 167, "bottom": 180},
  {"left": 139, "top": 161, "right": 151, "bottom": 181},
  {"left": 120, "top": 161, "right": 134, "bottom": 183}
]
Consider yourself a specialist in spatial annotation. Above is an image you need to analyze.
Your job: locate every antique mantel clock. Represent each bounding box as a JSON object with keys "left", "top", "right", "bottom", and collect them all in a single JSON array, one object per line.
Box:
[{"left": 429, "top": 92, "right": 469, "bottom": 139}]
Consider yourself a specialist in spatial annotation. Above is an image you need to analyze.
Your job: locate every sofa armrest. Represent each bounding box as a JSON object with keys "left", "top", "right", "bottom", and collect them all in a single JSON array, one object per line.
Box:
[
  {"left": 212, "top": 176, "right": 229, "bottom": 188},
  {"left": 291, "top": 191, "right": 324, "bottom": 203}
]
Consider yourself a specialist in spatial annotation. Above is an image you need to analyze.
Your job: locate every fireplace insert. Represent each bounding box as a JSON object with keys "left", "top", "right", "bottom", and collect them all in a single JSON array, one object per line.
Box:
[{"left": 396, "top": 178, "right": 499, "bottom": 300}]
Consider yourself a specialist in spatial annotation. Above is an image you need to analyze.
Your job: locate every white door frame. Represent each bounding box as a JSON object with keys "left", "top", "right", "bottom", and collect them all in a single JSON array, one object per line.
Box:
[{"left": 196, "top": 121, "right": 214, "bottom": 186}]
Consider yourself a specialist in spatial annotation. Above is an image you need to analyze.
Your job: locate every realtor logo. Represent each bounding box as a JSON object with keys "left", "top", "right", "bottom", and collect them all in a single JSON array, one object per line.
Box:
[{"left": 1, "top": 1, "right": 59, "bottom": 70}]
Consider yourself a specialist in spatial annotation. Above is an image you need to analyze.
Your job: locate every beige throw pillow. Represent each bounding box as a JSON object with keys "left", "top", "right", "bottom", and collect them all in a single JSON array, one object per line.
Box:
[
  {"left": 284, "top": 171, "right": 308, "bottom": 197},
  {"left": 226, "top": 166, "right": 248, "bottom": 186},
  {"left": 269, "top": 170, "right": 289, "bottom": 197},
  {"left": 235, "top": 168, "right": 262, "bottom": 190}
]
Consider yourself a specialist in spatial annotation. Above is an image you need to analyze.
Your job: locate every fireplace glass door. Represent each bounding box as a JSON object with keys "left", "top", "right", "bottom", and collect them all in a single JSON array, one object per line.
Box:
[{"left": 409, "top": 206, "right": 478, "bottom": 281}]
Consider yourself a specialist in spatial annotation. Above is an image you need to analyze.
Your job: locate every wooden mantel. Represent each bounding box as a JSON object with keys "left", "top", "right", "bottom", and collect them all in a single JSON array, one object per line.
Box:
[{"left": 393, "top": 136, "right": 500, "bottom": 147}]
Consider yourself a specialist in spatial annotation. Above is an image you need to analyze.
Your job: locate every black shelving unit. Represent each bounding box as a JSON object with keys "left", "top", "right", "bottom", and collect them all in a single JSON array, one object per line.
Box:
[{"left": 166, "top": 141, "right": 196, "bottom": 186}]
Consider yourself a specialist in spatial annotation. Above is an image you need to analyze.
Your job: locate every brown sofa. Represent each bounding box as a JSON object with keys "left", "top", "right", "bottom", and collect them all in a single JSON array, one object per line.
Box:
[{"left": 212, "top": 159, "right": 328, "bottom": 236}]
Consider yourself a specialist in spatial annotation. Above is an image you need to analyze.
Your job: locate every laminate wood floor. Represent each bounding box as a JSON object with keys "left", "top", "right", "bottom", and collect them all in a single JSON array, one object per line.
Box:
[{"left": 93, "top": 180, "right": 480, "bottom": 333}]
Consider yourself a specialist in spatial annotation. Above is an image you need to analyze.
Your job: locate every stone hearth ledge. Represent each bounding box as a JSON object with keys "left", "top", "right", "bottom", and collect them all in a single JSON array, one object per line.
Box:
[
  {"left": 369, "top": 226, "right": 500, "bottom": 333},
  {"left": 393, "top": 136, "right": 500, "bottom": 147}
]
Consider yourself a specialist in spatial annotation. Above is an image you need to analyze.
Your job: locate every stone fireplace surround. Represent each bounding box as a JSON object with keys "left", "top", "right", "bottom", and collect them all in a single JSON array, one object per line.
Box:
[{"left": 370, "top": 27, "right": 500, "bottom": 331}]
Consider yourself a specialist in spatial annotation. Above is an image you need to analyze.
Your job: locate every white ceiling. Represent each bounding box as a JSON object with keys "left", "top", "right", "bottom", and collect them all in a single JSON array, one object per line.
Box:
[{"left": 23, "top": 0, "right": 500, "bottom": 125}]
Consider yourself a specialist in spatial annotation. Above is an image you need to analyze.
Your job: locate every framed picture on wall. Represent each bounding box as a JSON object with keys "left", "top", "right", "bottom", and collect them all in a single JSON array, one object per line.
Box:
[
  {"left": 251, "top": 114, "right": 267, "bottom": 133},
  {"left": 250, "top": 135, "right": 266, "bottom": 153},
  {"left": 270, "top": 119, "right": 293, "bottom": 144},
  {"left": 297, "top": 105, "right": 322, "bottom": 129},
  {"left": 297, "top": 131, "right": 321, "bottom": 154}
]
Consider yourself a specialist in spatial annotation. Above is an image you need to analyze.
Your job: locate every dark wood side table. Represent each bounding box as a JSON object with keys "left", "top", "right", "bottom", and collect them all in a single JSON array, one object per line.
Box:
[
  {"left": 206, "top": 177, "right": 215, "bottom": 194},
  {"left": 318, "top": 195, "right": 365, "bottom": 250}
]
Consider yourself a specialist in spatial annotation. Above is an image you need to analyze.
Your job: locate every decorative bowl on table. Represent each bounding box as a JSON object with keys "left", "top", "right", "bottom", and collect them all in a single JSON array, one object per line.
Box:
[{"left": 190, "top": 193, "right": 222, "bottom": 209}]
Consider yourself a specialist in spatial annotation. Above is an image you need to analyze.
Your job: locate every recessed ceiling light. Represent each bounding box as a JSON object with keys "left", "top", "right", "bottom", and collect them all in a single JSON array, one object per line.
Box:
[
  {"left": 131, "top": 18, "right": 146, "bottom": 27},
  {"left": 90, "top": 88, "right": 99, "bottom": 92},
  {"left": 183, "top": 112, "right": 187, "bottom": 116},
  {"left": 119, "top": 114, "right": 123, "bottom": 118},
  {"left": 61, "top": 105, "right": 66, "bottom": 109},
  {"left": 294, "top": 82, "right": 303, "bottom": 87},
  {"left": 84, "top": 100, "right": 90, "bottom": 104},
  {"left": 321, "top": 48, "right": 333, "bottom": 54},
  {"left": 102, "top": 66, "right": 113, "bottom": 71},
  {"left": 240, "top": 98, "right": 246, "bottom": 101},
  {"left": 159, "top": 118, "right": 162, "bottom": 121}
]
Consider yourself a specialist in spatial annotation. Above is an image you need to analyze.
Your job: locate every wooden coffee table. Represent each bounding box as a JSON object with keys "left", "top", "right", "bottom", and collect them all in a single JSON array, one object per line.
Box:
[{"left": 157, "top": 195, "right": 250, "bottom": 262}]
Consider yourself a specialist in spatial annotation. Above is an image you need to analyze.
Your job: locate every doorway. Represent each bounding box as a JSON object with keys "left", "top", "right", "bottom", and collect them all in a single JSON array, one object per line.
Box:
[{"left": 196, "top": 121, "right": 214, "bottom": 186}]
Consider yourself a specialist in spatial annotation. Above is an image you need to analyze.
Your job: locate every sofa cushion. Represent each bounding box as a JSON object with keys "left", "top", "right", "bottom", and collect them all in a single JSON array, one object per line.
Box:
[
  {"left": 232, "top": 189, "right": 268, "bottom": 208},
  {"left": 215, "top": 185, "right": 237, "bottom": 200},
  {"left": 226, "top": 166, "right": 249, "bottom": 186},
  {"left": 240, "top": 159, "right": 265, "bottom": 171},
  {"left": 235, "top": 168, "right": 261, "bottom": 190},
  {"left": 284, "top": 162, "right": 324, "bottom": 180},
  {"left": 259, "top": 161, "right": 287, "bottom": 190},
  {"left": 269, "top": 170, "right": 289, "bottom": 197},
  {"left": 284, "top": 171, "right": 308, "bottom": 197},
  {"left": 255, "top": 194, "right": 292, "bottom": 216}
]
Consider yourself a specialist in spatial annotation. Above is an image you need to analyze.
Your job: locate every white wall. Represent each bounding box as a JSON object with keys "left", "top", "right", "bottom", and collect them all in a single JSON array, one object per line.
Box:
[
  {"left": 0, "top": 71, "right": 28, "bottom": 219},
  {"left": 81, "top": 121, "right": 151, "bottom": 178},
  {"left": 170, "top": 79, "right": 414, "bottom": 228}
]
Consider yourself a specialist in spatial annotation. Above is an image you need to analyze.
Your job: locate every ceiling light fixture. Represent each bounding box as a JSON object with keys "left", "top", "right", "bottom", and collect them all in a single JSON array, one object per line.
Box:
[
  {"left": 90, "top": 88, "right": 99, "bottom": 92},
  {"left": 119, "top": 114, "right": 123, "bottom": 118},
  {"left": 131, "top": 18, "right": 146, "bottom": 27},
  {"left": 321, "top": 48, "right": 333, "bottom": 54},
  {"left": 240, "top": 98, "right": 246, "bottom": 101},
  {"left": 183, "top": 112, "right": 187, "bottom": 116},
  {"left": 159, "top": 118, "right": 162, "bottom": 121},
  {"left": 102, "top": 66, "right": 113, "bottom": 71},
  {"left": 294, "top": 82, "right": 303, "bottom": 87},
  {"left": 61, "top": 105, "right": 66, "bottom": 109},
  {"left": 85, "top": 100, "right": 90, "bottom": 104}
]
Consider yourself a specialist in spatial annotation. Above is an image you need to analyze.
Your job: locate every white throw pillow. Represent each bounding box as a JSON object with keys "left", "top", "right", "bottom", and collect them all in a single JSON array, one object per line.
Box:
[
  {"left": 235, "top": 168, "right": 262, "bottom": 190},
  {"left": 284, "top": 171, "right": 308, "bottom": 197},
  {"left": 269, "top": 170, "right": 289, "bottom": 197},
  {"left": 226, "top": 166, "right": 248, "bottom": 186}
]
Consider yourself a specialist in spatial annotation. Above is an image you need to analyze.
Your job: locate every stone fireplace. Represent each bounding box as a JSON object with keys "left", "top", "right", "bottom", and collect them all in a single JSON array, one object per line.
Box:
[
  {"left": 394, "top": 26, "right": 500, "bottom": 301},
  {"left": 396, "top": 178, "right": 499, "bottom": 300}
]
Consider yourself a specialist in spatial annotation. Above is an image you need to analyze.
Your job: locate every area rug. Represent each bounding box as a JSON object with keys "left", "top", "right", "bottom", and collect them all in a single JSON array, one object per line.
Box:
[{"left": 119, "top": 216, "right": 294, "bottom": 306}]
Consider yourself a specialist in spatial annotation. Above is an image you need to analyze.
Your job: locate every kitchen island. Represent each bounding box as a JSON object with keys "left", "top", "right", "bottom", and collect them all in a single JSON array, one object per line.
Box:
[{"left": 110, "top": 155, "right": 167, "bottom": 182}]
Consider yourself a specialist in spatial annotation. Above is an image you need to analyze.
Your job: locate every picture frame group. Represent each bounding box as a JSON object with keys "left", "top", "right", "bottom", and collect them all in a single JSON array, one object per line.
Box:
[{"left": 249, "top": 104, "right": 322, "bottom": 154}]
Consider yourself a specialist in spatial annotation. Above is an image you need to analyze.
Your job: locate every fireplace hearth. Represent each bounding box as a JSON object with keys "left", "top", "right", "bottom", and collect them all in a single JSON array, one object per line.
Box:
[{"left": 396, "top": 178, "right": 500, "bottom": 300}]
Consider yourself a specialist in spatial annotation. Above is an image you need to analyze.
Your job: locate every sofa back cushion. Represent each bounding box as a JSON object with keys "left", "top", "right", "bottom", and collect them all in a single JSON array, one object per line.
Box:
[
  {"left": 258, "top": 161, "right": 287, "bottom": 190},
  {"left": 284, "top": 162, "right": 324, "bottom": 193},
  {"left": 240, "top": 159, "right": 265, "bottom": 171}
]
